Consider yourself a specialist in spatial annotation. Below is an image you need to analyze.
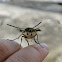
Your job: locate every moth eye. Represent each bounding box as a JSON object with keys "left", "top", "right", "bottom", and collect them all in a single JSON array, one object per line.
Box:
[
  {"left": 31, "top": 33, "right": 32, "bottom": 36},
  {"left": 27, "top": 33, "right": 28, "bottom": 35}
]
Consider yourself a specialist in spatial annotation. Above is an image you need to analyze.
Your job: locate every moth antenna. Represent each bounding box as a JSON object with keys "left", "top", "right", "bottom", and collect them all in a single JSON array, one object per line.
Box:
[
  {"left": 33, "top": 22, "right": 42, "bottom": 28},
  {"left": 7, "top": 24, "right": 24, "bottom": 29}
]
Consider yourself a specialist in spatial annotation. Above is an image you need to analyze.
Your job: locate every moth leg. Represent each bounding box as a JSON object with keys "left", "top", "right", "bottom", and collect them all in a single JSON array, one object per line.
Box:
[
  {"left": 7, "top": 34, "right": 22, "bottom": 41},
  {"left": 20, "top": 36, "right": 24, "bottom": 46},
  {"left": 34, "top": 38, "right": 38, "bottom": 44},
  {"left": 36, "top": 34, "right": 39, "bottom": 43},
  {"left": 25, "top": 38, "right": 29, "bottom": 46},
  {"left": 34, "top": 34, "right": 39, "bottom": 44},
  {"left": 34, "top": 34, "right": 44, "bottom": 48},
  {"left": 13, "top": 34, "right": 22, "bottom": 40}
]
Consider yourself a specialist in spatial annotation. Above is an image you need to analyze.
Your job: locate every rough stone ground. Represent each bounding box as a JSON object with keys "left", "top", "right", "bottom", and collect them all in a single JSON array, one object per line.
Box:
[{"left": 0, "top": 3, "right": 62, "bottom": 62}]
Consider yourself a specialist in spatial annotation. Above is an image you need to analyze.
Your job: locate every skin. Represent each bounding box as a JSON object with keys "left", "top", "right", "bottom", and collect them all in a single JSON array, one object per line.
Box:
[{"left": 0, "top": 39, "right": 49, "bottom": 62}]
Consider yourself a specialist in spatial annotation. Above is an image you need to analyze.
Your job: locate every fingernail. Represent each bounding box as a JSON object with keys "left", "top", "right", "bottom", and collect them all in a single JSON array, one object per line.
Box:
[
  {"left": 41, "top": 43, "right": 49, "bottom": 50},
  {"left": 41, "top": 43, "right": 48, "bottom": 47}
]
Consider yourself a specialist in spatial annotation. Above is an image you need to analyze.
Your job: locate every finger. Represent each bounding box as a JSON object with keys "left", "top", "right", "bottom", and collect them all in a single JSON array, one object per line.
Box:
[
  {"left": 5, "top": 43, "right": 49, "bottom": 62},
  {"left": 0, "top": 39, "right": 21, "bottom": 62}
]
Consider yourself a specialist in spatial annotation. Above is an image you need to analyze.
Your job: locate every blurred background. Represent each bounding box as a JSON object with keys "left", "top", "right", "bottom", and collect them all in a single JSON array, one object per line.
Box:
[{"left": 0, "top": 0, "right": 62, "bottom": 62}]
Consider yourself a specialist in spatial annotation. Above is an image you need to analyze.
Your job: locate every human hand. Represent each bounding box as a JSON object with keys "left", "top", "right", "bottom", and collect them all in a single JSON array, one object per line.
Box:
[{"left": 0, "top": 39, "right": 49, "bottom": 62}]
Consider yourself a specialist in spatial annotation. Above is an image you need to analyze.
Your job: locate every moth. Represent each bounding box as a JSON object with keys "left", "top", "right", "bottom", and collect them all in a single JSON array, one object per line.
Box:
[{"left": 7, "top": 22, "right": 42, "bottom": 47}]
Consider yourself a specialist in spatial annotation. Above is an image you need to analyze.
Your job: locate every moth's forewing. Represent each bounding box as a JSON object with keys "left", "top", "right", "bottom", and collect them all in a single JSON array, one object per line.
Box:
[{"left": 35, "top": 29, "right": 41, "bottom": 31}]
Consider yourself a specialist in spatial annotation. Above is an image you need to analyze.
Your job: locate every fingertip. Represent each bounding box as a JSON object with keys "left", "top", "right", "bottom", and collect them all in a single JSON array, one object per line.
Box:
[
  {"left": 40, "top": 43, "right": 49, "bottom": 51},
  {"left": 29, "top": 43, "right": 49, "bottom": 61}
]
